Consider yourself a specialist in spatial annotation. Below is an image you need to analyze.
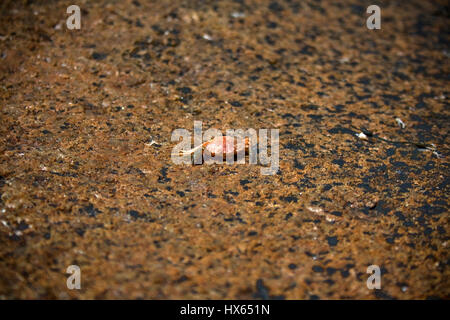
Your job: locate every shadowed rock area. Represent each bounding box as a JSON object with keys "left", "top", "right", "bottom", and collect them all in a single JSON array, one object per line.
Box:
[{"left": 0, "top": 0, "right": 448, "bottom": 299}]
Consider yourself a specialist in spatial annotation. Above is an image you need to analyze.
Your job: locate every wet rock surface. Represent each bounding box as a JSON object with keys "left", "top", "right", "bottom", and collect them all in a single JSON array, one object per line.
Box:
[{"left": 0, "top": 0, "right": 448, "bottom": 299}]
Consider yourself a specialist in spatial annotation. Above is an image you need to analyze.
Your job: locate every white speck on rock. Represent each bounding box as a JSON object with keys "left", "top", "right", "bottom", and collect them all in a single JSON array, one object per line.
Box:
[
  {"left": 356, "top": 132, "right": 368, "bottom": 140},
  {"left": 231, "top": 12, "right": 246, "bottom": 18},
  {"left": 307, "top": 206, "right": 324, "bottom": 214},
  {"left": 202, "top": 34, "right": 213, "bottom": 41},
  {"left": 395, "top": 118, "right": 406, "bottom": 129}
]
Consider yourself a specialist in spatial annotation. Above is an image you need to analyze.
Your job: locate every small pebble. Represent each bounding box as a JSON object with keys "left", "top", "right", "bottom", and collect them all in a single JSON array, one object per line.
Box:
[
  {"left": 356, "top": 132, "right": 368, "bottom": 140},
  {"left": 395, "top": 118, "right": 406, "bottom": 129}
]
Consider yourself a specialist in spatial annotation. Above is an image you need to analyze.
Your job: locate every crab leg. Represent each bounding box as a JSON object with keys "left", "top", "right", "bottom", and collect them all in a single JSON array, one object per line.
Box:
[{"left": 178, "top": 141, "right": 209, "bottom": 156}]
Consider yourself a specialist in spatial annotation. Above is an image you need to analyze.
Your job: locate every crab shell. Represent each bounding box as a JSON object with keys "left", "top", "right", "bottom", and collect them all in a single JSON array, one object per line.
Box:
[{"left": 204, "top": 136, "right": 249, "bottom": 158}]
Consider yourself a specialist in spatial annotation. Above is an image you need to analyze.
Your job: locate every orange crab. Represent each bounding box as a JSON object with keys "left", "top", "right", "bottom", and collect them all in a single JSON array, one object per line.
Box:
[{"left": 179, "top": 136, "right": 250, "bottom": 159}]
